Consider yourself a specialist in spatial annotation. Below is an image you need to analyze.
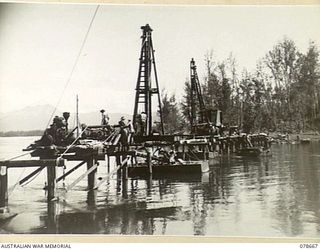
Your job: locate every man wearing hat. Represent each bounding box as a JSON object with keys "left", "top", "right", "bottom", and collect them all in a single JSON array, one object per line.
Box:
[
  {"left": 100, "top": 109, "right": 109, "bottom": 126},
  {"left": 119, "top": 116, "right": 126, "bottom": 128},
  {"left": 119, "top": 116, "right": 128, "bottom": 151}
]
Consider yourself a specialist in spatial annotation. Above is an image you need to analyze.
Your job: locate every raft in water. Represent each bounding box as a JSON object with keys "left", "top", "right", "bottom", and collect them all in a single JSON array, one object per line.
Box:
[
  {"left": 236, "top": 147, "right": 272, "bottom": 157},
  {"left": 127, "top": 160, "right": 209, "bottom": 178}
]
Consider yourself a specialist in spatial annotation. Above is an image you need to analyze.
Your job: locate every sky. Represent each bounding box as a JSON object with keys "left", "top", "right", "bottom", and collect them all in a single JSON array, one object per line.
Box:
[{"left": 0, "top": 3, "right": 319, "bottom": 116}]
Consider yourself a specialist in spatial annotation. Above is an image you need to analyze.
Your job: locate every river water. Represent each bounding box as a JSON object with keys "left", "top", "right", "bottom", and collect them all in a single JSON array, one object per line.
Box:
[{"left": 0, "top": 136, "right": 319, "bottom": 237}]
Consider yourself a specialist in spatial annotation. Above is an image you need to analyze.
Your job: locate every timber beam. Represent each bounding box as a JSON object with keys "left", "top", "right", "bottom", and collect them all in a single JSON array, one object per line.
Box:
[{"left": 0, "top": 159, "right": 65, "bottom": 168}]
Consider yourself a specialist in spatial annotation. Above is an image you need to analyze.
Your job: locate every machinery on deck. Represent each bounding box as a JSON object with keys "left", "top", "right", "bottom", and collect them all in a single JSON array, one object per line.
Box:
[
  {"left": 189, "top": 58, "right": 223, "bottom": 136},
  {"left": 24, "top": 24, "right": 270, "bottom": 161}
]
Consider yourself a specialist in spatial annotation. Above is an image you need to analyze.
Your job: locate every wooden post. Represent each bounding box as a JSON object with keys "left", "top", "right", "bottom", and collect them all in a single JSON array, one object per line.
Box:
[
  {"left": 122, "top": 155, "right": 128, "bottom": 180},
  {"left": 211, "top": 139, "right": 216, "bottom": 153},
  {"left": 116, "top": 155, "right": 121, "bottom": 179},
  {"left": 116, "top": 177, "right": 121, "bottom": 193},
  {"left": 87, "top": 156, "right": 97, "bottom": 190},
  {"left": 47, "top": 199, "right": 58, "bottom": 233},
  {"left": 182, "top": 143, "right": 186, "bottom": 161},
  {"left": 0, "top": 166, "right": 8, "bottom": 209},
  {"left": 146, "top": 176, "right": 152, "bottom": 196},
  {"left": 122, "top": 173, "right": 128, "bottom": 199},
  {"left": 47, "top": 166, "right": 56, "bottom": 201},
  {"left": 239, "top": 137, "right": 243, "bottom": 149},
  {"left": 146, "top": 149, "right": 152, "bottom": 175},
  {"left": 106, "top": 155, "right": 110, "bottom": 173},
  {"left": 87, "top": 190, "right": 96, "bottom": 208}
]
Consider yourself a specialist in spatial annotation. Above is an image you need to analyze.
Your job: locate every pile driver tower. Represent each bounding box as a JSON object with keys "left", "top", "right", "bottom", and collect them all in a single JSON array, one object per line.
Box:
[{"left": 133, "top": 24, "right": 164, "bottom": 137}]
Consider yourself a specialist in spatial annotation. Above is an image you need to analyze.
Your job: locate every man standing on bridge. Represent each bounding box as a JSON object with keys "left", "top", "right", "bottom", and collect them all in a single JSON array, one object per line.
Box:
[{"left": 100, "top": 109, "right": 109, "bottom": 126}]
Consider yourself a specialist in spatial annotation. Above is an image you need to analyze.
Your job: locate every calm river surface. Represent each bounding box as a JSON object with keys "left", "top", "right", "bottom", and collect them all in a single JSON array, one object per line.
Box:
[{"left": 0, "top": 136, "right": 320, "bottom": 237}]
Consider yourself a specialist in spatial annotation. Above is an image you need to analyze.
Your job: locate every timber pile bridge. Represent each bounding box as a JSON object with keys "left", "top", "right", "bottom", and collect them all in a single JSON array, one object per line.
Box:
[{"left": 0, "top": 24, "right": 271, "bottom": 220}]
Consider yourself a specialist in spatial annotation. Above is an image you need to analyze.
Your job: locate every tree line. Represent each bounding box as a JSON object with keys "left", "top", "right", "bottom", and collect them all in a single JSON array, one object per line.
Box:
[{"left": 161, "top": 38, "right": 320, "bottom": 134}]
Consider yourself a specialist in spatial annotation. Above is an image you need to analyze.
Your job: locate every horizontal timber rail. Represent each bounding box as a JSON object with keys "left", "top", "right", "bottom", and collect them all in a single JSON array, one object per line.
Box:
[{"left": 0, "top": 159, "right": 65, "bottom": 168}]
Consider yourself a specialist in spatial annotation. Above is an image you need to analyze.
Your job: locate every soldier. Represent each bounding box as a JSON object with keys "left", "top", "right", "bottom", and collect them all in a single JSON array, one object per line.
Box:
[
  {"left": 127, "top": 119, "right": 135, "bottom": 144},
  {"left": 140, "top": 112, "right": 147, "bottom": 135},
  {"left": 100, "top": 109, "right": 109, "bottom": 126},
  {"left": 127, "top": 119, "right": 134, "bottom": 133},
  {"left": 80, "top": 123, "right": 90, "bottom": 139},
  {"left": 35, "top": 128, "right": 54, "bottom": 146},
  {"left": 119, "top": 116, "right": 128, "bottom": 151},
  {"left": 135, "top": 114, "right": 143, "bottom": 136}
]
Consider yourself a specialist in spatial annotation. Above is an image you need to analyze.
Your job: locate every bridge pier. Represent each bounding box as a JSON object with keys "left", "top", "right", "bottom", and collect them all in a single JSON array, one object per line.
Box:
[
  {"left": 116, "top": 155, "right": 121, "bottom": 179},
  {"left": 0, "top": 166, "right": 8, "bottom": 211},
  {"left": 87, "top": 156, "right": 97, "bottom": 190},
  {"left": 47, "top": 166, "right": 56, "bottom": 201}
]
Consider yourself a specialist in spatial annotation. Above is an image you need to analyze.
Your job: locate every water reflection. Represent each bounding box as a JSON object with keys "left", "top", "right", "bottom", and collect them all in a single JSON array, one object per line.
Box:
[
  {"left": 46, "top": 201, "right": 58, "bottom": 233},
  {"left": 87, "top": 190, "right": 96, "bottom": 208},
  {"left": 1, "top": 138, "right": 320, "bottom": 237},
  {"left": 54, "top": 145, "right": 320, "bottom": 236}
]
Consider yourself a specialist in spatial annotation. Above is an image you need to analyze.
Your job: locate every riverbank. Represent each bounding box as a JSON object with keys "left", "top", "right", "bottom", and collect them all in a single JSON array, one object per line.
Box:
[{"left": 268, "top": 132, "right": 320, "bottom": 142}]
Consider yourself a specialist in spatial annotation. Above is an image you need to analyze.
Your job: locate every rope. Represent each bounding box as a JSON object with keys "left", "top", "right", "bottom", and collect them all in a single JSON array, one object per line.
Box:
[
  {"left": 58, "top": 125, "right": 88, "bottom": 159},
  {"left": 8, "top": 165, "right": 43, "bottom": 196},
  {"left": 4, "top": 151, "right": 33, "bottom": 196},
  {"left": 94, "top": 155, "right": 130, "bottom": 190},
  {"left": 20, "top": 170, "right": 42, "bottom": 187},
  {"left": 65, "top": 162, "right": 98, "bottom": 193},
  {"left": 2, "top": 144, "right": 35, "bottom": 196},
  {"left": 45, "top": 5, "right": 100, "bottom": 129},
  {"left": 8, "top": 168, "right": 27, "bottom": 196},
  {"left": 3, "top": 151, "right": 32, "bottom": 162}
]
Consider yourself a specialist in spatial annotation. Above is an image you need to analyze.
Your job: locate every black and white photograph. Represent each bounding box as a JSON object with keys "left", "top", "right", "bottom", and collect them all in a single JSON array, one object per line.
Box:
[{"left": 0, "top": 2, "right": 320, "bottom": 239}]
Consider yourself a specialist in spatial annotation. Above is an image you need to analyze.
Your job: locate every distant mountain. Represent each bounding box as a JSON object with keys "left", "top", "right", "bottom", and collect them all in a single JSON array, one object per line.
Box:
[{"left": 0, "top": 104, "right": 131, "bottom": 132}]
